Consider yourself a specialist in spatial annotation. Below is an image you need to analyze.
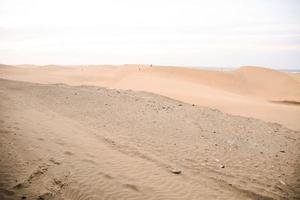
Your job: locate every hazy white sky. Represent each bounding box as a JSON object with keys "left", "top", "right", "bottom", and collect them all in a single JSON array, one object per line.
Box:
[{"left": 0, "top": 0, "right": 300, "bottom": 69}]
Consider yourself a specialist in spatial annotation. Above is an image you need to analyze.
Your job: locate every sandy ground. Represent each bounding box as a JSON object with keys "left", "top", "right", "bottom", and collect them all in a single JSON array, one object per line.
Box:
[
  {"left": 0, "top": 78, "right": 299, "bottom": 200},
  {"left": 0, "top": 65, "right": 300, "bottom": 199},
  {"left": 0, "top": 64, "right": 299, "bottom": 130}
]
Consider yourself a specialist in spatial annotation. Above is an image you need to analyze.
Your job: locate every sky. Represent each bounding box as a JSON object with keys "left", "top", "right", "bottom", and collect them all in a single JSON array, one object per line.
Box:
[{"left": 0, "top": 0, "right": 300, "bottom": 69}]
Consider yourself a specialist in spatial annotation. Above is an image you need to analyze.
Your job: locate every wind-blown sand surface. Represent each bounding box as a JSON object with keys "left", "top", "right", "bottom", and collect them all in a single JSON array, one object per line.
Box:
[
  {"left": 0, "top": 65, "right": 300, "bottom": 199},
  {"left": 0, "top": 64, "right": 300, "bottom": 130},
  {"left": 0, "top": 79, "right": 299, "bottom": 200}
]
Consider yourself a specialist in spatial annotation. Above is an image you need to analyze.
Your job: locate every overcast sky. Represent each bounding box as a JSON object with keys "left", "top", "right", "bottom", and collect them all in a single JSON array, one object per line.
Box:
[{"left": 0, "top": 0, "right": 299, "bottom": 69}]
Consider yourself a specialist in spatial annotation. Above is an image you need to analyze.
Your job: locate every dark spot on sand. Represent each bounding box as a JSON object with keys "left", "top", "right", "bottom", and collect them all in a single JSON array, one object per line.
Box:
[
  {"left": 49, "top": 158, "right": 60, "bottom": 165},
  {"left": 124, "top": 184, "right": 139, "bottom": 192},
  {"left": 38, "top": 192, "right": 52, "bottom": 200},
  {"left": 64, "top": 151, "right": 73, "bottom": 156}
]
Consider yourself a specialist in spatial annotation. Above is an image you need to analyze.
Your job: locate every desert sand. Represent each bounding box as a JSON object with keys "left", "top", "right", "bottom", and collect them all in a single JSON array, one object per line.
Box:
[
  {"left": 0, "top": 64, "right": 300, "bottom": 130},
  {"left": 0, "top": 65, "right": 300, "bottom": 199}
]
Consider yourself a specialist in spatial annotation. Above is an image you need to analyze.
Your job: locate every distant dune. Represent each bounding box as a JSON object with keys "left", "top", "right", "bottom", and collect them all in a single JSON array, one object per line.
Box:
[{"left": 0, "top": 64, "right": 299, "bottom": 130}]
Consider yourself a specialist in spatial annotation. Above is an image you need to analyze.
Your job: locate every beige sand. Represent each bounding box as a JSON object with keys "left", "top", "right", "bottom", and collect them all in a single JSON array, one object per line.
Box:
[
  {"left": 0, "top": 64, "right": 299, "bottom": 130},
  {"left": 0, "top": 79, "right": 299, "bottom": 200}
]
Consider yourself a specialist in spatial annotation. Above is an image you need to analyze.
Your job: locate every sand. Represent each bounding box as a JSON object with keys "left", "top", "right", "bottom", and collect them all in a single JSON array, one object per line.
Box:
[
  {"left": 0, "top": 65, "right": 300, "bottom": 199},
  {"left": 0, "top": 64, "right": 299, "bottom": 130}
]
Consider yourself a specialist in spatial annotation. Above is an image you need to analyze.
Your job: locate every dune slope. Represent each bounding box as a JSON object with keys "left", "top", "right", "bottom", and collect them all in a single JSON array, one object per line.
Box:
[
  {"left": 0, "top": 65, "right": 300, "bottom": 130},
  {"left": 0, "top": 79, "right": 300, "bottom": 200}
]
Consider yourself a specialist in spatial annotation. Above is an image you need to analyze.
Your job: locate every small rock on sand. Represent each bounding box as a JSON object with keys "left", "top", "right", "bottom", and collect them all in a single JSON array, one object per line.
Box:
[
  {"left": 279, "top": 180, "right": 286, "bottom": 185},
  {"left": 171, "top": 169, "right": 181, "bottom": 174}
]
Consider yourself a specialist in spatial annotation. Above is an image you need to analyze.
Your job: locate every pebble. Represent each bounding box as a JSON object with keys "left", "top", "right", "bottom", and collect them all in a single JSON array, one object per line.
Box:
[
  {"left": 171, "top": 169, "right": 182, "bottom": 174},
  {"left": 279, "top": 180, "right": 286, "bottom": 185}
]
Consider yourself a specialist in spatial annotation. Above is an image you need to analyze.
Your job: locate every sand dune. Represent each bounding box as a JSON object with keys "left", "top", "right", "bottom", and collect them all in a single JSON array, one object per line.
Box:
[
  {"left": 0, "top": 64, "right": 299, "bottom": 130},
  {"left": 0, "top": 79, "right": 299, "bottom": 199}
]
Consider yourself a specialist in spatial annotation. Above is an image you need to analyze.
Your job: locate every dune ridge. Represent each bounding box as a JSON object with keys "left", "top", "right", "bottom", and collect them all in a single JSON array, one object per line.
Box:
[{"left": 0, "top": 64, "right": 299, "bottom": 130}]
